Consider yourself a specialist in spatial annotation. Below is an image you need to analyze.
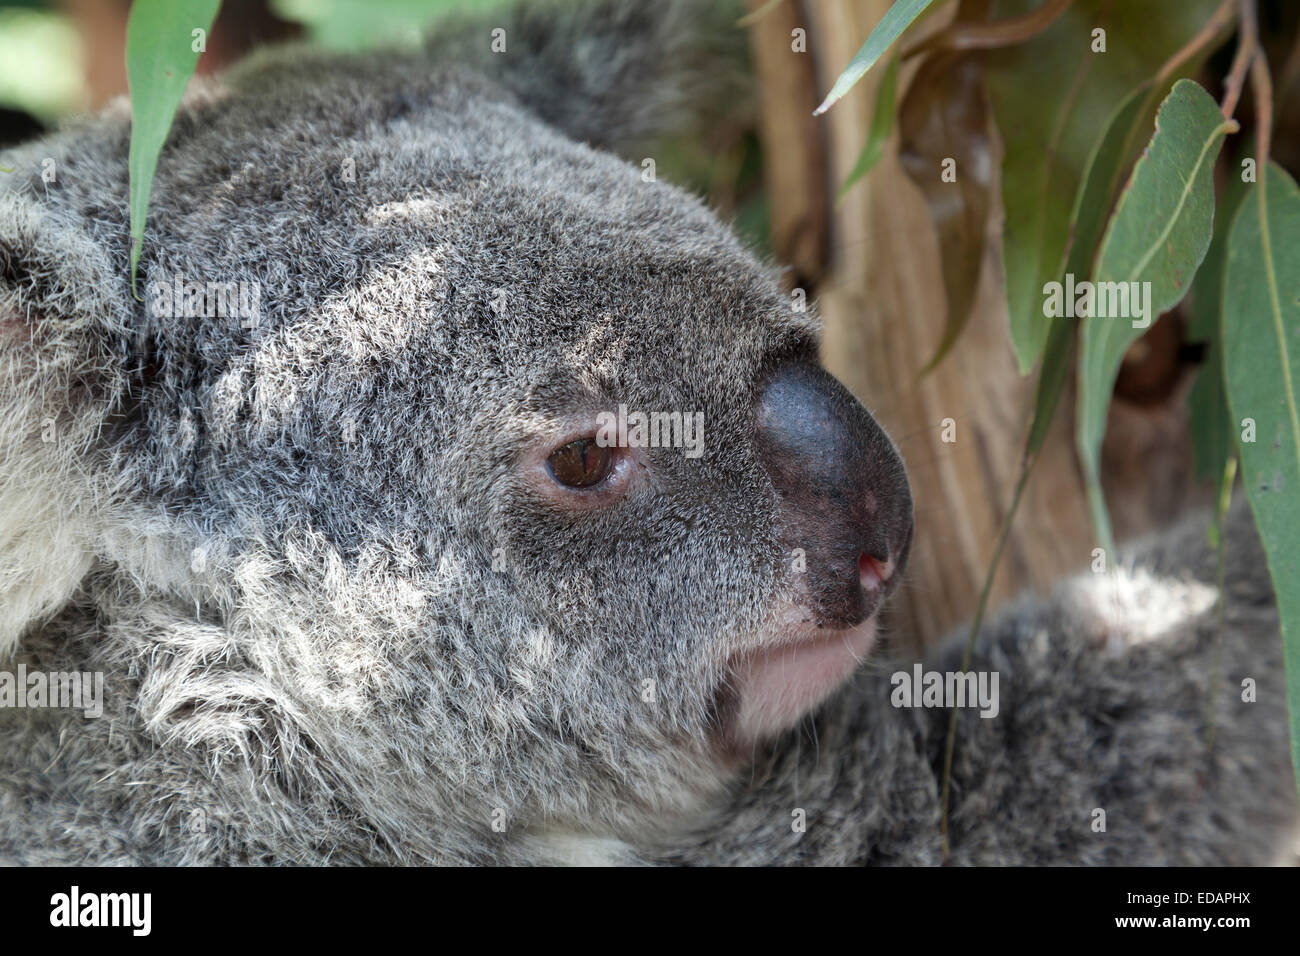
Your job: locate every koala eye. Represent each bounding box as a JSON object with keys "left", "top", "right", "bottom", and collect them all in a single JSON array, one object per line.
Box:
[{"left": 546, "top": 438, "right": 613, "bottom": 488}]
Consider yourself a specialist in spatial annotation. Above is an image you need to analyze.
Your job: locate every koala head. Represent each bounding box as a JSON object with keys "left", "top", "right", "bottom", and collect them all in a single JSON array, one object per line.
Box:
[{"left": 0, "top": 47, "right": 911, "bottom": 857}]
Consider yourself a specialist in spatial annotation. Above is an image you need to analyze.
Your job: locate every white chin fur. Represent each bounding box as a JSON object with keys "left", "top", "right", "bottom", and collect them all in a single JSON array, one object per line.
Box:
[{"left": 730, "top": 615, "right": 877, "bottom": 745}]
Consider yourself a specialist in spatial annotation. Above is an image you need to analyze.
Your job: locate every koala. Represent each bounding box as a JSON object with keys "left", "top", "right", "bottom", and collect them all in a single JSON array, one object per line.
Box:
[{"left": 0, "top": 0, "right": 1295, "bottom": 866}]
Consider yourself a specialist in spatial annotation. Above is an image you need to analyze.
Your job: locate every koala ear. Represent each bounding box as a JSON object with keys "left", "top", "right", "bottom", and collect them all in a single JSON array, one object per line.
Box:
[
  {"left": 0, "top": 181, "right": 133, "bottom": 655},
  {"left": 425, "top": 0, "right": 752, "bottom": 155}
]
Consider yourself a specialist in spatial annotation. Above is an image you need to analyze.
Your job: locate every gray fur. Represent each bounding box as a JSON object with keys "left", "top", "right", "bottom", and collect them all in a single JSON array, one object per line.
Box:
[
  {"left": 660, "top": 501, "right": 1298, "bottom": 865},
  {"left": 0, "top": 0, "right": 1294, "bottom": 865}
]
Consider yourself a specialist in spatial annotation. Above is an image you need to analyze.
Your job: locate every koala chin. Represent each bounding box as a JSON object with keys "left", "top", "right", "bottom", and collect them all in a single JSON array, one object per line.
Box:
[{"left": 0, "top": 0, "right": 1296, "bottom": 866}]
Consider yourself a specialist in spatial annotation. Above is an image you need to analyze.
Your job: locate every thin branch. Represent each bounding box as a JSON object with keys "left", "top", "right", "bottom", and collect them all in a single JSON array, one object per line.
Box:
[
  {"left": 1154, "top": 0, "right": 1237, "bottom": 89},
  {"left": 904, "top": 0, "right": 1073, "bottom": 60},
  {"left": 1220, "top": 0, "right": 1260, "bottom": 119},
  {"left": 1245, "top": 0, "right": 1272, "bottom": 166}
]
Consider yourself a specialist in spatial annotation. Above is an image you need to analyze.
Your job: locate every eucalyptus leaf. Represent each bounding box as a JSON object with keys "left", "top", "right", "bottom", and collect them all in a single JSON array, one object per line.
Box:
[
  {"left": 1019, "top": 87, "right": 1154, "bottom": 463},
  {"left": 814, "top": 0, "right": 935, "bottom": 116},
  {"left": 1222, "top": 160, "right": 1300, "bottom": 799},
  {"left": 1189, "top": 353, "right": 1232, "bottom": 483},
  {"left": 126, "top": 0, "right": 222, "bottom": 295},
  {"left": 1075, "top": 79, "right": 1233, "bottom": 554},
  {"left": 985, "top": 0, "right": 1223, "bottom": 373},
  {"left": 1063, "top": 84, "right": 1151, "bottom": 282},
  {"left": 1027, "top": 78, "right": 1187, "bottom": 458},
  {"left": 1186, "top": 158, "right": 1249, "bottom": 483},
  {"left": 1025, "top": 315, "right": 1073, "bottom": 459},
  {"left": 1018, "top": 85, "right": 1153, "bottom": 460},
  {"left": 837, "top": 54, "right": 899, "bottom": 203}
]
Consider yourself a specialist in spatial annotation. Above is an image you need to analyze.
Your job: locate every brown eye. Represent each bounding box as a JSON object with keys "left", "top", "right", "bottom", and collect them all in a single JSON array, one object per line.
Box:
[{"left": 546, "top": 438, "right": 613, "bottom": 488}]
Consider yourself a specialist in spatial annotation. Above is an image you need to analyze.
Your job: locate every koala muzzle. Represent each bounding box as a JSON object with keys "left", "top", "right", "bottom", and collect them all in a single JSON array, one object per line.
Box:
[{"left": 755, "top": 363, "right": 913, "bottom": 629}]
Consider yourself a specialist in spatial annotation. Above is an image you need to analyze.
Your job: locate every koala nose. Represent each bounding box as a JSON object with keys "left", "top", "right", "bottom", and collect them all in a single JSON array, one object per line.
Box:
[{"left": 755, "top": 362, "right": 913, "bottom": 629}]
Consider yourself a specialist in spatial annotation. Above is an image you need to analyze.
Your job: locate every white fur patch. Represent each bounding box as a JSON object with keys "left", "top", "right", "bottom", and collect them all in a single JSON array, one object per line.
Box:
[
  {"left": 1063, "top": 567, "right": 1218, "bottom": 655},
  {"left": 525, "top": 831, "right": 640, "bottom": 866}
]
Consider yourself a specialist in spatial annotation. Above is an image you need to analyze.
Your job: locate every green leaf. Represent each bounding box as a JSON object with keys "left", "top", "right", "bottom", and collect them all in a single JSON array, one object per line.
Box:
[
  {"left": 985, "top": 0, "right": 1224, "bottom": 373},
  {"left": 1222, "top": 160, "right": 1300, "bottom": 800},
  {"left": 813, "top": 0, "right": 935, "bottom": 116},
  {"left": 1075, "top": 79, "right": 1233, "bottom": 554},
  {"left": 1186, "top": 157, "right": 1249, "bottom": 482},
  {"left": 1018, "top": 86, "right": 1153, "bottom": 456},
  {"left": 1062, "top": 84, "right": 1150, "bottom": 283},
  {"left": 837, "top": 54, "right": 899, "bottom": 203},
  {"left": 1030, "top": 76, "right": 1210, "bottom": 452},
  {"left": 1188, "top": 350, "right": 1232, "bottom": 482},
  {"left": 1188, "top": 146, "right": 1250, "bottom": 343},
  {"left": 1025, "top": 315, "right": 1073, "bottom": 458},
  {"left": 126, "top": 0, "right": 222, "bottom": 296}
]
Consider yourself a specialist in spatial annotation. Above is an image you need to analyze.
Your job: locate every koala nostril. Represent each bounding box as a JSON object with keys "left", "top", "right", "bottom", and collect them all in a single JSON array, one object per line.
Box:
[{"left": 859, "top": 553, "right": 891, "bottom": 591}]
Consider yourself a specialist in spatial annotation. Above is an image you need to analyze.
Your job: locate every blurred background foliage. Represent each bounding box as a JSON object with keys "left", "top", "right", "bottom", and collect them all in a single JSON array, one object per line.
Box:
[{"left": 0, "top": 1, "right": 81, "bottom": 129}]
